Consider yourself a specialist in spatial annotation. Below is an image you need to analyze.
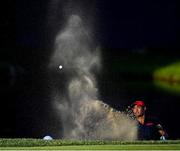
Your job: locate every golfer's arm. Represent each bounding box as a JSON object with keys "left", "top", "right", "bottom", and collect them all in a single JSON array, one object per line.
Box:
[{"left": 158, "top": 129, "right": 168, "bottom": 138}]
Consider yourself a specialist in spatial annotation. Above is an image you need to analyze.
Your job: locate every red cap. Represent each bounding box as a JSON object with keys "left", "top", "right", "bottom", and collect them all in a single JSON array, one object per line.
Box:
[{"left": 132, "top": 100, "right": 145, "bottom": 107}]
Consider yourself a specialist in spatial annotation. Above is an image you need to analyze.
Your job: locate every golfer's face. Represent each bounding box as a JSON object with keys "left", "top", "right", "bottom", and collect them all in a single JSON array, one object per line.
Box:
[{"left": 132, "top": 105, "right": 145, "bottom": 117}]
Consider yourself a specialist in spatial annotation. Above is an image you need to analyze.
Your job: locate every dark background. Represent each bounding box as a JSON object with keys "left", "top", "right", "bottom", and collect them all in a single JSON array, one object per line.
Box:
[{"left": 1, "top": 0, "right": 179, "bottom": 138}]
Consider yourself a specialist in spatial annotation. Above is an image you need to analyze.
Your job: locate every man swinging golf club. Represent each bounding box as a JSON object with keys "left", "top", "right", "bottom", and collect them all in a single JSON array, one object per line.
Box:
[{"left": 131, "top": 100, "right": 168, "bottom": 140}]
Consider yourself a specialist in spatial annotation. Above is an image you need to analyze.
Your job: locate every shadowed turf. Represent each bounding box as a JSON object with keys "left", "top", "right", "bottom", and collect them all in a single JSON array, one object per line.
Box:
[{"left": 0, "top": 139, "right": 180, "bottom": 150}]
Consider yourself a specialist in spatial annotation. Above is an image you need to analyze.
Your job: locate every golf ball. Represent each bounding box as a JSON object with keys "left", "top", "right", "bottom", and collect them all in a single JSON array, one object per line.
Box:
[
  {"left": 59, "top": 65, "right": 63, "bottom": 69},
  {"left": 43, "top": 135, "right": 53, "bottom": 140}
]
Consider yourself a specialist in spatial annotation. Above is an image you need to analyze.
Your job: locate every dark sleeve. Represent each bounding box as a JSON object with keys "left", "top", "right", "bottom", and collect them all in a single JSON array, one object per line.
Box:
[
  {"left": 147, "top": 116, "right": 164, "bottom": 130},
  {"left": 147, "top": 116, "right": 168, "bottom": 139}
]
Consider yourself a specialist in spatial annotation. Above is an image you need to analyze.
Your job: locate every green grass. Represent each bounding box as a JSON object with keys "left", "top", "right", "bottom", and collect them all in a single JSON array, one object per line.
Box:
[
  {"left": 103, "top": 53, "right": 180, "bottom": 95},
  {"left": 0, "top": 139, "right": 180, "bottom": 150},
  {"left": 153, "top": 62, "right": 180, "bottom": 95},
  {"left": 154, "top": 80, "right": 180, "bottom": 95},
  {"left": 153, "top": 62, "right": 180, "bottom": 83},
  {"left": 104, "top": 53, "right": 180, "bottom": 76},
  {"left": 1, "top": 144, "right": 180, "bottom": 150}
]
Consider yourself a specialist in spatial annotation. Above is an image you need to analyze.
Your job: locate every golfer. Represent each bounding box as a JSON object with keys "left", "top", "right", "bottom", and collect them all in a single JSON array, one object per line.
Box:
[{"left": 131, "top": 100, "right": 168, "bottom": 140}]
